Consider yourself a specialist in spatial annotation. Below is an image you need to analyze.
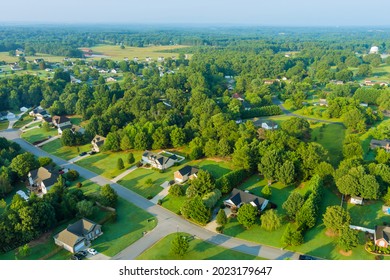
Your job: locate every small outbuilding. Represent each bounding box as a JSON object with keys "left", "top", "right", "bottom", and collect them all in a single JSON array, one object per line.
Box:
[{"left": 350, "top": 196, "right": 363, "bottom": 205}]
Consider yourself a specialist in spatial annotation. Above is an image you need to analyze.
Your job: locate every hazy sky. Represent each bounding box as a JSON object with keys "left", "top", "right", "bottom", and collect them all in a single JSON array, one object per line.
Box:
[{"left": 2, "top": 0, "right": 390, "bottom": 26}]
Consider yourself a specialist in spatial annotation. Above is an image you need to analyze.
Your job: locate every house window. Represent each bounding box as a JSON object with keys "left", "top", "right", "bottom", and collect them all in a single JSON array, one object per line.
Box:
[{"left": 95, "top": 229, "right": 100, "bottom": 235}]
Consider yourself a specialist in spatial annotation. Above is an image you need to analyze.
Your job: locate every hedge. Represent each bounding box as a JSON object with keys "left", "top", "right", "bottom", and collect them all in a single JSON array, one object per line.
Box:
[
  {"left": 216, "top": 169, "right": 253, "bottom": 194},
  {"left": 241, "top": 105, "right": 283, "bottom": 119}
]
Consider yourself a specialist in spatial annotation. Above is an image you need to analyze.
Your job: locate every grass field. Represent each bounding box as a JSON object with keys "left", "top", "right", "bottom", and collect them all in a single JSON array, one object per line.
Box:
[
  {"left": 41, "top": 139, "right": 92, "bottom": 160},
  {"left": 0, "top": 120, "right": 9, "bottom": 130},
  {"left": 13, "top": 115, "right": 34, "bottom": 129},
  {"left": 21, "top": 127, "right": 58, "bottom": 144},
  {"left": 0, "top": 52, "right": 66, "bottom": 64},
  {"left": 76, "top": 150, "right": 143, "bottom": 179},
  {"left": 354, "top": 64, "right": 390, "bottom": 83},
  {"left": 137, "top": 233, "right": 265, "bottom": 260},
  {"left": 310, "top": 123, "right": 346, "bottom": 166},
  {"left": 89, "top": 44, "right": 190, "bottom": 61}
]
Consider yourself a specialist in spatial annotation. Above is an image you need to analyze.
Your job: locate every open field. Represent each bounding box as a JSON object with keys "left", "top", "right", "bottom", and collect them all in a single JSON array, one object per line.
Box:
[
  {"left": 41, "top": 139, "right": 92, "bottom": 161},
  {"left": 21, "top": 127, "right": 58, "bottom": 144},
  {"left": 76, "top": 150, "right": 143, "bottom": 179},
  {"left": 353, "top": 64, "right": 390, "bottom": 83},
  {"left": 88, "top": 44, "right": 190, "bottom": 61},
  {"left": 13, "top": 115, "right": 34, "bottom": 129},
  {"left": 310, "top": 123, "right": 346, "bottom": 166},
  {"left": 0, "top": 120, "right": 9, "bottom": 131},
  {"left": 0, "top": 52, "right": 66, "bottom": 64},
  {"left": 137, "top": 233, "right": 265, "bottom": 260}
]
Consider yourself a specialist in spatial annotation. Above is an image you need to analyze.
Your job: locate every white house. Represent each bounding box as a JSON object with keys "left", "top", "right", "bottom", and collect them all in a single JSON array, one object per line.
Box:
[
  {"left": 370, "top": 46, "right": 379, "bottom": 54},
  {"left": 350, "top": 196, "right": 363, "bottom": 205},
  {"left": 20, "top": 106, "right": 28, "bottom": 113},
  {"left": 27, "top": 167, "right": 59, "bottom": 196},
  {"left": 91, "top": 135, "right": 106, "bottom": 152},
  {"left": 261, "top": 121, "right": 278, "bottom": 130},
  {"left": 142, "top": 151, "right": 178, "bottom": 170}
]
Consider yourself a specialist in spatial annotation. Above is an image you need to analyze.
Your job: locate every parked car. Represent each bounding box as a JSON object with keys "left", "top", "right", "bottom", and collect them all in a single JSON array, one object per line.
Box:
[
  {"left": 90, "top": 150, "right": 96, "bottom": 155},
  {"left": 87, "top": 248, "right": 98, "bottom": 255},
  {"left": 79, "top": 152, "right": 87, "bottom": 156},
  {"left": 70, "top": 255, "right": 79, "bottom": 260},
  {"left": 78, "top": 250, "right": 88, "bottom": 257}
]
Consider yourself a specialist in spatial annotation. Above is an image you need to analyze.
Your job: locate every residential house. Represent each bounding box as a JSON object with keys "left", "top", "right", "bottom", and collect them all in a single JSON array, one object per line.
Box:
[
  {"left": 110, "top": 69, "right": 117, "bottom": 74},
  {"left": 70, "top": 76, "right": 81, "bottom": 84},
  {"left": 34, "top": 58, "right": 44, "bottom": 64},
  {"left": 174, "top": 165, "right": 199, "bottom": 183},
  {"left": 319, "top": 99, "right": 328, "bottom": 107},
  {"left": 232, "top": 93, "right": 244, "bottom": 102},
  {"left": 359, "top": 103, "right": 368, "bottom": 107},
  {"left": 10, "top": 64, "right": 22, "bottom": 71},
  {"left": 264, "top": 80, "right": 276, "bottom": 85},
  {"left": 30, "top": 107, "right": 50, "bottom": 120},
  {"left": 142, "top": 151, "right": 177, "bottom": 170},
  {"left": 91, "top": 135, "right": 106, "bottom": 152},
  {"left": 261, "top": 121, "right": 278, "bottom": 130},
  {"left": 370, "top": 46, "right": 379, "bottom": 54},
  {"left": 133, "top": 57, "right": 139, "bottom": 62},
  {"left": 15, "top": 49, "right": 24, "bottom": 57},
  {"left": 54, "top": 219, "right": 102, "bottom": 253},
  {"left": 157, "top": 56, "right": 165, "bottom": 62},
  {"left": 42, "top": 116, "right": 53, "bottom": 125},
  {"left": 145, "top": 57, "right": 152, "bottom": 62},
  {"left": 6, "top": 112, "right": 15, "bottom": 120},
  {"left": 374, "top": 226, "right": 390, "bottom": 248},
  {"left": 71, "top": 125, "right": 85, "bottom": 135},
  {"left": 20, "top": 106, "right": 28, "bottom": 112},
  {"left": 350, "top": 196, "right": 363, "bottom": 205},
  {"left": 370, "top": 139, "right": 390, "bottom": 152},
  {"left": 383, "top": 110, "right": 390, "bottom": 117},
  {"left": 106, "top": 77, "right": 117, "bottom": 83},
  {"left": 27, "top": 166, "right": 59, "bottom": 196},
  {"left": 52, "top": 115, "right": 72, "bottom": 135},
  {"left": 224, "top": 188, "right": 269, "bottom": 212}
]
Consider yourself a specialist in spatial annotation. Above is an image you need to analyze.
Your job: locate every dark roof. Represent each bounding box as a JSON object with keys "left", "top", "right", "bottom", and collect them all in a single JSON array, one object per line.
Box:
[
  {"left": 228, "top": 188, "right": 268, "bottom": 210},
  {"left": 53, "top": 115, "right": 70, "bottom": 124},
  {"left": 59, "top": 124, "right": 73, "bottom": 131},
  {"left": 43, "top": 116, "right": 52, "bottom": 123},
  {"left": 36, "top": 167, "right": 59, "bottom": 187},
  {"left": 143, "top": 151, "right": 174, "bottom": 166},
  {"left": 0, "top": 112, "right": 7, "bottom": 117},
  {"left": 375, "top": 226, "right": 390, "bottom": 242},
  {"left": 177, "top": 165, "right": 199, "bottom": 176},
  {"left": 92, "top": 135, "right": 106, "bottom": 146},
  {"left": 67, "top": 218, "right": 98, "bottom": 236},
  {"left": 263, "top": 120, "right": 277, "bottom": 127},
  {"left": 370, "top": 139, "right": 390, "bottom": 147}
]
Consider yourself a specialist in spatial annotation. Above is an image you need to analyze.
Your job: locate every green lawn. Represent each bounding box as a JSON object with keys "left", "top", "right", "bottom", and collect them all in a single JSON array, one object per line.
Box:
[
  {"left": 41, "top": 139, "right": 92, "bottom": 160},
  {"left": 137, "top": 233, "right": 264, "bottom": 260},
  {"left": 76, "top": 150, "right": 143, "bottom": 179},
  {"left": 0, "top": 120, "right": 9, "bottom": 131},
  {"left": 310, "top": 123, "right": 346, "bottom": 166},
  {"left": 21, "top": 127, "right": 58, "bottom": 144},
  {"left": 13, "top": 115, "right": 34, "bottom": 129},
  {"left": 89, "top": 44, "right": 190, "bottom": 61},
  {"left": 191, "top": 159, "right": 234, "bottom": 179}
]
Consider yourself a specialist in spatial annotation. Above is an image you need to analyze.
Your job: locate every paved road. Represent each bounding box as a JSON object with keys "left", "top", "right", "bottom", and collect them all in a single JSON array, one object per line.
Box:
[{"left": 0, "top": 128, "right": 301, "bottom": 260}]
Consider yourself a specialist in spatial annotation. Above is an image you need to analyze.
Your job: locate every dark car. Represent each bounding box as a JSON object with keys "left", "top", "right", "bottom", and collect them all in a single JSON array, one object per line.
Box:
[
  {"left": 70, "top": 255, "right": 79, "bottom": 260},
  {"left": 79, "top": 152, "right": 87, "bottom": 156},
  {"left": 78, "top": 250, "right": 88, "bottom": 257},
  {"left": 74, "top": 252, "right": 85, "bottom": 259},
  {"left": 299, "top": 254, "right": 319, "bottom": 260}
]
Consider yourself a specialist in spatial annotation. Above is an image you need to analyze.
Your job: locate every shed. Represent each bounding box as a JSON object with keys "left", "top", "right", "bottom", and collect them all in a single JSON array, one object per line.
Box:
[{"left": 350, "top": 196, "right": 363, "bottom": 205}]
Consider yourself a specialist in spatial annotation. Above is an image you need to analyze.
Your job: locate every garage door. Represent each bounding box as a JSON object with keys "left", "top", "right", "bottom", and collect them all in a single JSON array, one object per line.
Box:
[{"left": 74, "top": 241, "right": 85, "bottom": 252}]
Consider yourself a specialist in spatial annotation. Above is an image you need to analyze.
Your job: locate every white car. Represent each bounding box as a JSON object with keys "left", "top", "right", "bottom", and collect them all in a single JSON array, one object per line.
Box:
[{"left": 87, "top": 248, "right": 98, "bottom": 255}]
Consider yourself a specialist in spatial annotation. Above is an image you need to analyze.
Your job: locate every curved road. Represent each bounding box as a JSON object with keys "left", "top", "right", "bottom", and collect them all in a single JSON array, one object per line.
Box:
[{"left": 0, "top": 128, "right": 300, "bottom": 260}]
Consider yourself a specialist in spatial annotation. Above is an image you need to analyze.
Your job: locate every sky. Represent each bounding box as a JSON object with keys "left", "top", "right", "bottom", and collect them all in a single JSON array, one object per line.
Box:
[{"left": 2, "top": 0, "right": 390, "bottom": 26}]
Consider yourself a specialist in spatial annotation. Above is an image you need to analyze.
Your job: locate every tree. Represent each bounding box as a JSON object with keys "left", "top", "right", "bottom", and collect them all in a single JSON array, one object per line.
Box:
[
  {"left": 357, "top": 64, "right": 372, "bottom": 77},
  {"left": 237, "top": 203, "right": 258, "bottom": 229},
  {"left": 216, "top": 209, "right": 227, "bottom": 226},
  {"left": 258, "top": 150, "right": 280, "bottom": 182},
  {"left": 38, "top": 157, "right": 53, "bottom": 167},
  {"left": 42, "top": 122, "right": 50, "bottom": 132},
  {"left": 261, "top": 184, "right": 272, "bottom": 198},
  {"left": 170, "top": 127, "right": 186, "bottom": 147},
  {"left": 10, "top": 152, "right": 39, "bottom": 177},
  {"left": 127, "top": 153, "right": 135, "bottom": 164},
  {"left": 66, "top": 170, "right": 79, "bottom": 181},
  {"left": 296, "top": 196, "right": 317, "bottom": 230},
  {"left": 169, "top": 184, "right": 184, "bottom": 197},
  {"left": 0, "top": 175, "right": 12, "bottom": 196},
  {"left": 232, "top": 145, "right": 253, "bottom": 171},
  {"left": 61, "top": 129, "right": 75, "bottom": 146},
  {"left": 202, "top": 189, "right": 222, "bottom": 208},
  {"left": 76, "top": 200, "right": 95, "bottom": 218},
  {"left": 260, "top": 209, "right": 281, "bottom": 231},
  {"left": 337, "top": 226, "right": 359, "bottom": 252},
  {"left": 277, "top": 160, "right": 295, "bottom": 185},
  {"left": 323, "top": 206, "right": 351, "bottom": 235},
  {"left": 120, "top": 135, "right": 132, "bottom": 151},
  {"left": 180, "top": 196, "right": 210, "bottom": 225},
  {"left": 282, "top": 192, "right": 305, "bottom": 221},
  {"left": 170, "top": 233, "right": 189, "bottom": 257},
  {"left": 17, "top": 244, "right": 31, "bottom": 258},
  {"left": 376, "top": 149, "right": 390, "bottom": 165},
  {"left": 117, "top": 158, "right": 124, "bottom": 170},
  {"left": 281, "top": 117, "right": 311, "bottom": 139},
  {"left": 100, "top": 184, "right": 118, "bottom": 207},
  {"left": 186, "top": 170, "right": 215, "bottom": 197},
  {"left": 342, "top": 143, "right": 363, "bottom": 159},
  {"left": 281, "top": 224, "right": 303, "bottom": 246}
]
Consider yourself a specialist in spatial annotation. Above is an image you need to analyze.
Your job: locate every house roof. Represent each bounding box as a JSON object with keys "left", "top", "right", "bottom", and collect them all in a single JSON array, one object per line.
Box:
[
  {"left": 0, "top": 112, "right": 7, "bottom": 117},
  {"left": 55, "top": 219, "right": 99, "bottom": 248},
  {"left": 59, "top": 124, "right": 73, "bottom": 131},
  {"left": 43, "top": 116, "right": 52, "bottom": 123},
  {"left": 55, "top": 229, "right": 85, "bottom": 248},
  {"left": 143, "top": 151, "right": 176, "bottom": 166},
  {"left": 92, "top": 135, "right": 106, "bottom": 147},
  {"left": 53, "top": 115, "right": 70, "bottom": 124},
  {"left": 71, "top": 125, "right": 84, "bottom": 133},
  {"left": 375, "top": 226, "right": 390, "bottom": 243},
  {"left": 262, "top": 121, "right": 277, "bottom": 127},
  {"left": 370, "top": 139, "right": 390, "bottom": 147},
  {"left": 176, "top": 165, "right": 199, "bottom": 177},
  {"left": 35, "top": 167, "right": 59, "bottom": 187},
  {"left": 227, "top": 188, "right": 268, "bottom": 210}
]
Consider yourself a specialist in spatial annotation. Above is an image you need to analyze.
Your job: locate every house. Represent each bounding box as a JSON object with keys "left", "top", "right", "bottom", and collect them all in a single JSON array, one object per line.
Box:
[
  {"left": 10, "top": 64, "right": 22, "bottom": 71},
  {"left": 54, "top": 219, "right": 102, "bottom": 253},
  {"left": 15, "top": 49, "right": 24, "bottom": 57},
  {"left": 157, "top": 56, "right": 165, "bottom": 62},
  {"left": 110, "top": 69, "right": 117, "bottom": 74},
  {"left": 359, "top": 103, "right": 368, "bottom": 107},
  {"left": 57, "top": 124, "right": 73, "bottom": 135},
  {"left": 174, "top": 165, "right": 199, "bottom": 183},
  {"left": 261, "top": 121, "right": 278, "bottom": 130},
  {"left": 52, "top": 115, "right": 71, "bottom": 127},
  {"left": 34, "top": 58, "right": 44, "bottom": 64},
  {"left": 0, "top": 112, "right": 7, "bottom": 121},
  {"left": 106, "top": 77, "right": 117, "bottom": 83},
  {"left": 16, "top": 190, "right": 29, "bottom": 201},
  {"left": 91, "top": 135, "right": 106, "bottom": 152},
  {"left": 71, "top": 125, "right": 85, "bottom": 135},
  {"left": 382, "top": 205, "right": 390, "bottom": 215},
  {"left": 242, "top": 101, "right": 251, "bottom": 111},
  {"left": 370, "top": 46, "right": 379, "bottom": 54},
  {"left": 374, "top": 226, "right": 390, "bottom": 248},
  {"left": 319, "top": 99, "right": 328, "bottom": 107},
  {"left": 224, "top": 188, "right": 269, "bottom": 212},
  {"left": 264, "top": 80, "right": 275, "bottom": 85},
  {"left": 80, "top": 48, "right": 93, "bottom": 57},
  {"left": 142, "top": 151, "right": 177, "bottom": 170},
  {"left": 383, "top": 110, "right": 390, "bottom": 117},
  {"left": 30, "top": 107, "right": 50, "bottom": 120},
  {"left": 370, "top": 139, "right": 390, "bottom": 152},
  {"left": 145, "top": 57, "right": 152, "bottom": 62},
  {"left": 27, "top": 166, "right": 59, "bottom": 196},
  {"left": 6, "top": 112, "right": 15, "bottom": 120},
  {"left": 20, "top": 106, "right": 28, "bottom": 112},
  {"left": 70, "top": 76, "right": 81, "bottom": 84},
  {"left": 133, "top": 57, "right": 139, "bottom": 62},
  {"left": 350, "top": 196, "right": 363, "bottom": 205},
  {"left": 232, "top": 93, "right": 244, "bottom": 101}
]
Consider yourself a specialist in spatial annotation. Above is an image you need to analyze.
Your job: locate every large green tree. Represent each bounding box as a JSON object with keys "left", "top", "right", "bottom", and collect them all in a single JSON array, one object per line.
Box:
[
  {"left": 260, "top": 209, "right": 281, "bottom": 231},
  {"left": 237, "top": 203, "right": 258, "bottom": 229},
  {"left": 323, "top": 206, "right": 351, "bottom": 235}
]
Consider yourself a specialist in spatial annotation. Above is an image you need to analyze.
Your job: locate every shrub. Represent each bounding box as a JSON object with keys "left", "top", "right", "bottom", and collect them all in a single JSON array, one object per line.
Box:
[
  {"left": 169, "top": 184, "right": 184, "bottom": 196},
  {"left": 66, "top": 170, "right": 80, "bottom": 181},
  {"left": 117, "top": 158, "right": 124, "bottom": 170},
  {"left": 76, "top": 182, "right": 82, "bottom": 188},
  {"left": 136, "top": 161, "right": 143, "bottom": 168},
  {"left": 215, "top": 169, "right": 252, "bottom": 194},
  {"left": 38, "top": 157, "right": 53, "bottom": 167},
  {"left": 99, "top": 184, "right": 118, "bottom": 207},
  {"left": 157, "top": 199, "right": 163, "bottom": 205},
  {"left": 127, "top": 153, "right": 135, "bottom": 164},
  {"left": 216, "top": 226, "right": 224, "bottom": 233},
  {"left": 202, "top": 189, "right": 222, "bottom": 208}
]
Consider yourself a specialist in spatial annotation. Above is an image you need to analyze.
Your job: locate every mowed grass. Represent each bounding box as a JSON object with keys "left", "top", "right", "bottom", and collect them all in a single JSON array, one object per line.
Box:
[
  {"left": 0, "top": 120, "right": 9, "bottom": 130},
  {"left": 41, "top": 139, "right": 92, "bottom": 160},
  {"left": 92, "top": 198, "right": 157, "bottom": 257},
  {"left": 76, "top": 150, "right": 143, "bottom": 179},
  {"left": 310, "top": 123, "right": 346, "bottom": 166},
  {"left": 89, "top": 44, "right": 190, "bottom": 61},
  {"left": 21, "top": 127, "right": 58, "bottom": 144},
  {"left": 0, "top": 52, "right": 66, "bottom": 64},
  {"left": 137, "top": 233, "right": 265, "bottom": 260},
  {"left": 13, "top": 115, "right": 35, "bottom": 129}
]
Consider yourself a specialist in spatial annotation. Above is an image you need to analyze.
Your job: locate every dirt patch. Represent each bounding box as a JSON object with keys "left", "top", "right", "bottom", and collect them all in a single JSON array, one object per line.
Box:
[
  {"left": 28, "top": 231, "right": 53, "bottom": 248},
  {"left": 339, "top": 250, "right": 352, "bottom": 256},
  {"left": 325, "top": 229, "right": 338, "bottom": 238}
]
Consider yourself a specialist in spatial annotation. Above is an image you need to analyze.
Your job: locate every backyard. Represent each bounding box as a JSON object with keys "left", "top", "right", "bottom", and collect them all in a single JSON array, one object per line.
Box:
[
  {"left": 41, "top": 139, "right": 92, "bottom": 160},
  {"left": 0, "top": 120, "right": 9, "bottom": 131},
  {"left": 21, "top": 127, "right": 58, "bottom": 144},
  {"left": 137, "top": 233, "right": 264, "bottom": 260}
]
